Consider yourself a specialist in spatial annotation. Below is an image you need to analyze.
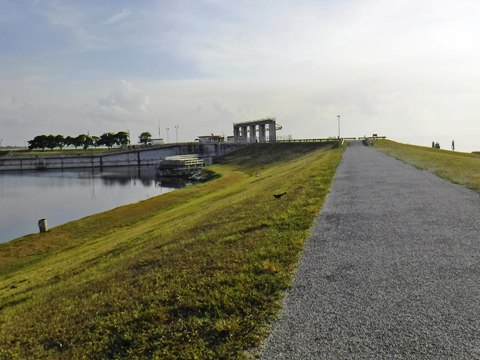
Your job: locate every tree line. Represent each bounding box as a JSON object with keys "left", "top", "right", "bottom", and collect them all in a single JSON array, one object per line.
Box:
[{"left": 28, "top": 132, "right": 130, "bottom": 151}]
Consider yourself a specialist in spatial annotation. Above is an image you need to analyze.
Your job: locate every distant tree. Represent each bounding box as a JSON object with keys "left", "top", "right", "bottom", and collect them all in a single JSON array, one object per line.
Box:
[
  {"left": 55, "top": 135, "right": 65, "bottom": 150},
  {"left": 28, "top": 135, "right": 48, "bottom": 151},
  {"left": 115, "top": 131, "right": 130, "bottom": 147},
  {"left": 65, "top": 136, "right": 75, "bottom": 148},
  {"left": 28, "top": 131, "right": 133, "bottom": 151},
  {"left": 73, "top": 134, "right": 87, "bottom": 149},
  {"left": 46, "top": 135, "right": 57, "bottom": 150},
  {"left": 139, "top": 132, "right": 152, "bottom": 146},
  {"left": 82, "top": 135, "right": 94, "bottom": 150},
  {"left": 91, "top": 136, "right": 100, "bottom": 148},
  {"left": 99, "top": 132, "right": 116, "bottom": 148}
]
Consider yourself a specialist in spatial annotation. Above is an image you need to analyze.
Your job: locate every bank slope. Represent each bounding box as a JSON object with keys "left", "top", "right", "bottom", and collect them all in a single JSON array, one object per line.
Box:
[{"left": 0, "top": 142, "right": 344, "bottom": 359}]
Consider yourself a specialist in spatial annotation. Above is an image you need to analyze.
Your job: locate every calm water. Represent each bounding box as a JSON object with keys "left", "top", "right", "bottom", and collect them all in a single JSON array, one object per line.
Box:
[{"left": 0, "top": 167, "right": 181, "bottom": 244}]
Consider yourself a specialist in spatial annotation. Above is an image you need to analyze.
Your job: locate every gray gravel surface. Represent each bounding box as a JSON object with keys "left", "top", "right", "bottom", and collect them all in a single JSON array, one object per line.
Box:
[{"left": 260, "top": 141, "right": 480, "bottom": 359}]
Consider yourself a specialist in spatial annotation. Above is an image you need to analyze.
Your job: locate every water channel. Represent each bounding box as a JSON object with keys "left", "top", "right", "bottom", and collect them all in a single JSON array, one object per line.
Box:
[{"left": 0, "top": 167, "right": 181, "bottom": 244}]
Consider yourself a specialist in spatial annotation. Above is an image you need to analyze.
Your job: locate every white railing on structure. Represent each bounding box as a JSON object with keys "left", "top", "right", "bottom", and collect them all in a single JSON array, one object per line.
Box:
[{"left": 159, "top": 154, "right": 205, "bottom": 167}]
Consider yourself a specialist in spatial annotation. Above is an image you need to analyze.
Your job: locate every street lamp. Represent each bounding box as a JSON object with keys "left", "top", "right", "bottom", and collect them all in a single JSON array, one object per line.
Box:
[
  {"left": 166, "top": 127, "right": 170, "bottom": 143},
  {"left": 337, "top": 115, "right": 341, "bottom": 139},
  {"left": 174, "top": 125, "right": 179, "bottom": 143}
]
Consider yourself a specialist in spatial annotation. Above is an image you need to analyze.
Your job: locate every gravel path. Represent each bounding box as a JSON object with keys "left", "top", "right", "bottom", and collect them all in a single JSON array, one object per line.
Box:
[{"left": 260, "top": 141, "right": 480, "bottom": 359}]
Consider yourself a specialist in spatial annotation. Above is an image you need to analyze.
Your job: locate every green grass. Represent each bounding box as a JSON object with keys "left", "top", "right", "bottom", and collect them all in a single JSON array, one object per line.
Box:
[
  {"left": 374, "top": 139, "right": 480, "bottom": 192},
  {"left": 0, "top": 142, "right": 344, "bottom": 359}
]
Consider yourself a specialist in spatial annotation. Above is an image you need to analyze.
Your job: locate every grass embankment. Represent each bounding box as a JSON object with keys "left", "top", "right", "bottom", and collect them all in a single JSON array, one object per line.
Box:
[
  {"left": 374, "top": 139, "right": 480, "bottom": 192},
  {"left": 0, "top": 142, "right": 344, "bottom": 359}
]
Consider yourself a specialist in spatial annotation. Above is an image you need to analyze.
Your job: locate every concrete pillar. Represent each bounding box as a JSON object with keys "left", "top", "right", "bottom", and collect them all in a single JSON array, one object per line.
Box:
[
  {"left": 259, "top": 124, "right": 266, "bottom": 143},
  {"left": 249, "top": 125, "right": 257, "bottom": 143},
  {"left": 268, "top": 121, "right": 276, "bottom": 142},
  {"left": 234, "top": 126, "right": 240, "bottom": 142},
  {"left": 38, "top": 218, "right": 48, "bottom": 233},
  {"left": 241, "top": 126, "right": 248, "bottom": 143}
]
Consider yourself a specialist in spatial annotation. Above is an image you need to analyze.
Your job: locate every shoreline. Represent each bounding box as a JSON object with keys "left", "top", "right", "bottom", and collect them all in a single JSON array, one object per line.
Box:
[{"left": 0, "top": 142, "right": 246, "bottom": 172}]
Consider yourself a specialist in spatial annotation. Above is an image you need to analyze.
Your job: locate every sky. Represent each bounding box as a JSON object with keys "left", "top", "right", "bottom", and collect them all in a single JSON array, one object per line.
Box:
[{"left": 1, "top": 0, "right": 480, "bottom": 152}]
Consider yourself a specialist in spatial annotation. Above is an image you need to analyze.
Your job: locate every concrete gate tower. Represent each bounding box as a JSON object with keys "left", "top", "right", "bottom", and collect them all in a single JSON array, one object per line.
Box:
[{"left": 233, "top": 118, "right": 280, "bottom": 143}]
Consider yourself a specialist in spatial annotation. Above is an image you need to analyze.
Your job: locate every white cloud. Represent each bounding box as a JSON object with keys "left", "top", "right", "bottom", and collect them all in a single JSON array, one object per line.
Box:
[
  {"left": 1, "top": 0, "right": 480, "bottom": 151},
  {"left": 38, "top": 2, "right": 114, "bottom": 50},
  {"left": 105, "top": 9, "right": 131, "bottom": 25},
  {"left": 96, "top": 80, "right": 150, "bottom": 115}
]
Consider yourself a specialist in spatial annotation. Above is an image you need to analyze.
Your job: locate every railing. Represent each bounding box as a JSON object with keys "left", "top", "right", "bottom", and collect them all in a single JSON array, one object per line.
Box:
[{"left": 159, "top": 154, "right": 205, "bottom": 168}]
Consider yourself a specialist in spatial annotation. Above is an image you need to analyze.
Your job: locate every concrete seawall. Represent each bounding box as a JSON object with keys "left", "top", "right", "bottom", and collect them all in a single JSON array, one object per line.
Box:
[{"left": 0, "top": 143, "right": 247, "bottom": 172}]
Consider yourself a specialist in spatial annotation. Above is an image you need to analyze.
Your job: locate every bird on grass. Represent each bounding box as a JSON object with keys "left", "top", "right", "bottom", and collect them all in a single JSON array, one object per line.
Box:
[{"left": 273, "top": 192, "right": 287, "bottom": 199}]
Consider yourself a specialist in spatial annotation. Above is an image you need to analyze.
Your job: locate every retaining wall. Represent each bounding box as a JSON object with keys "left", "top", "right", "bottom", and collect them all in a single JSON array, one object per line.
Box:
[{"left": 0, "top": 143, "right": 246, "bottom": 172}]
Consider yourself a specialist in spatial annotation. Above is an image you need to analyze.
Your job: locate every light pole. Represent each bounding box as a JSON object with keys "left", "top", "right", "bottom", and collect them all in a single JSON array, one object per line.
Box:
[
  {"left": 166, "top": 127, "right": 170, "bottom": 143},
  {"left": 175, "top": 125, "right": 179, "bottom": 143},
  {"left": 337, "top": 115, "right": 341, "bottom": 139}
]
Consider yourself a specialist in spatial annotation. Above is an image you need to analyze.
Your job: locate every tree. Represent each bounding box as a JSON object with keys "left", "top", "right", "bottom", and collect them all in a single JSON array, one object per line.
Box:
[
  {"left": 139, "top": 132, "right": 152, "bottom": 146},
  {"left": 115, "top": 131, "right": 130, "bottom": 147},
  {"left": 27, "top": 131, "right": 132, "bottom": 151},
  {"left": 82, "top": 135, "right": 94, "bottom": 150},
  {"left": 65, "top": 136, "right": 75, "bottom": 148},
  {"left": 46, "top": 135, "right": 57, "bottom": 150},
  {"left": 74, "top": 134, "right": 87, "bottom": 149},
  {"left": 99, "top": 132, "right": 116, "bottom": 148},
  {"left": 55, "top": 135, "right": 65, "bottom": 150},
  {"left": 28, "top": 135, "right": 48, "bottom": 150},
  {"left": 91, "top": 136, "right": 100, "bottom": 148}
]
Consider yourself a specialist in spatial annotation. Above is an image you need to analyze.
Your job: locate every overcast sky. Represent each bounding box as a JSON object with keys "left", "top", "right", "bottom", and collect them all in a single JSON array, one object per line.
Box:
[{"left": 1, "top": 0, "right": 479, "bottom": 151}]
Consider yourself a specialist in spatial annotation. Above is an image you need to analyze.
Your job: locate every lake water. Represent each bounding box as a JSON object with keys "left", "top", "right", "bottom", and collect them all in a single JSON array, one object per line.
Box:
[{"left": 0, "top": 167, "right": 180, "bottom": 244}]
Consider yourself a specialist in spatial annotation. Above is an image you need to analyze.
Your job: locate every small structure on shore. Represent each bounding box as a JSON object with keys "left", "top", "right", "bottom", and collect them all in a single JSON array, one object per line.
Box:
[
  {"left": 156, "top": 154, "right": 205, "bottom": 178},
  {"left": 151, "top": 138, "right": 164, "bottom": 145},
  {"left": 197, "top": 134, "right": 224, "bottom": 144}
]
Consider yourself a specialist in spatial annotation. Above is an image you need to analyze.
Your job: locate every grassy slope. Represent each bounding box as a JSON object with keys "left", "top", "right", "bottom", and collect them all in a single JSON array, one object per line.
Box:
[
  {"left": 373, "top": 139, "right": 480, "bottom": 192},
  {"left": 0, "top": 142, "right": 344, "bottom": 359}
]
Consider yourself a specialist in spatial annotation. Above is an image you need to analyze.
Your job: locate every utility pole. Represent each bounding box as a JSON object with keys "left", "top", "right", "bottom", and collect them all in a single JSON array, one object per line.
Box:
[
  {"left": 337, "top": 115, "right": 341, "bottom": 139},
  {"left": 166, "top": 128, "right": 170, "bottom": 143},
  {"left": 175, "top": 125, "right": 179, "bottom": 143}
]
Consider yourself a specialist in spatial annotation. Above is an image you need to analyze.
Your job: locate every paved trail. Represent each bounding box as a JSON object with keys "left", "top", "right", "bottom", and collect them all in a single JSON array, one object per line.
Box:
[{"left": 261, "top": 142, "right": 480, "bottom": 359}]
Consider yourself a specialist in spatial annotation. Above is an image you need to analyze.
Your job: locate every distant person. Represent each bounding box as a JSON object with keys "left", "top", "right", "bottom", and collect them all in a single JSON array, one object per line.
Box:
[{"left": 452, "top": 140, "right": 455, "bottom": 151}]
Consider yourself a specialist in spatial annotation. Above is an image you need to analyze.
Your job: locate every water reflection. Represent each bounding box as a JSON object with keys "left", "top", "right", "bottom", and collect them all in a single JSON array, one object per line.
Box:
[{"left": 0, "top": 166, "right": 182, "bottom": 244}]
